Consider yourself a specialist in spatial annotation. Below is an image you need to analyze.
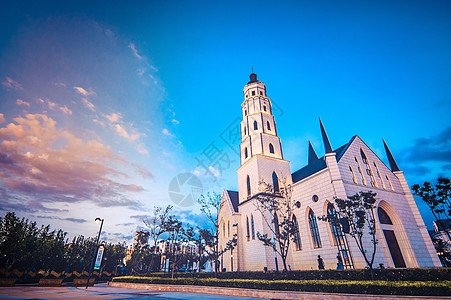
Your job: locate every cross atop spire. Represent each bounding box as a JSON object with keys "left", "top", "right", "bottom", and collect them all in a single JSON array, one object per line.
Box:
[
  {"left": 308, "top": 141, "right": 319, "bottom": 164},
  {"left": 382, "top": 139, "right": 400, "bottom": 172},
  {"left": 319, "top": 118, "right": 333, "bottom": 154},
  {"left": 251, "top": 65, "right": 253, "bottom": 73}
]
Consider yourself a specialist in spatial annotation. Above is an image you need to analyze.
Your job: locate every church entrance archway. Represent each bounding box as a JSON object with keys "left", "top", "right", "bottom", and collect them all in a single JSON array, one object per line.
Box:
[{"left": 378, "top": 206, "right": 406, "bottom": 268}]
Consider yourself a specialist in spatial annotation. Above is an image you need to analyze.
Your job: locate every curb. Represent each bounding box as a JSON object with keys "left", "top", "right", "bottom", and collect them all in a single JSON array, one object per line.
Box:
[{"left": 108, "top": 282, "right": 451, "bottom": 299}]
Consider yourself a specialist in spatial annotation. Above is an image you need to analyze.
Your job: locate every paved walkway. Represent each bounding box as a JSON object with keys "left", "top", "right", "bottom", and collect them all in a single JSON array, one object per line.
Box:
[{"left": 0, "top": 283, "right": 259, "bottom": 300}]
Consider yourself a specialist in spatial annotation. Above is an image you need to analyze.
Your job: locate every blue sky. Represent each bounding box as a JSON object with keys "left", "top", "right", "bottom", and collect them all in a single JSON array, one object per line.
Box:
[{"left": 0, "top": 0, "right": 450, "bottom": 244}]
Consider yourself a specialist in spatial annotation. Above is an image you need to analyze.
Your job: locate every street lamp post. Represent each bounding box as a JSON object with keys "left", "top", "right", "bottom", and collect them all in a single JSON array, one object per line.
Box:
[{"left": 86, "top": 217, "right": 104, "bottom": 289}]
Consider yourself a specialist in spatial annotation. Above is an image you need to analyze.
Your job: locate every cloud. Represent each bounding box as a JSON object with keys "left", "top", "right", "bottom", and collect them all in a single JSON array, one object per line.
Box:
[
  {"left": 114, "top": 124, "right": 140, "bottom": 142},
  {"left": 105, "top": 112, "right": 122, "bottom": 123},
  {"left": 128, "top": 43, "right": 143, "bottom": 60},
  {"left": 172, "top": 119, "right": 180, "bottom": 125},
  {"left": 52, "top": 82, "right": 67, "bottom": 88},
  {"left": 16, "top": 99, "right": 30, "bottom": 107},
  {"left": 162, "top": 128, "right": 174, "bottom": 138},
  {"left": 0, "top": 113, "right": 145, "bottom": 211},
  {"left": 38, "top": 98, "right": 57, "bottom": 110},
  {"left": 82, "top": 98, "right": 96, "bottom": 111},
  {"left": 36, "top": 215, "right": 87, "bottom": 223},
  {"left": 104, "top": 112, "right": 143, "bottom": 144},
  {"left": 134, "top": 164, "right": 153, "bottom": 179},
  {"left": 402, "top": 126, "right": 451, "bottom": 163},
  {"left": 59, "top": 105, "right": 72, "bottom": 115},
  {"left": 136, "top": 144, "right": 149, "bottom": 155},
  {"left": 2, "top": 77, "right": 23, "bottom": 91},
  {"left": 73, "top": 86, "right": 96, "bottom": 96},
  {"left": 0, "top": 114, "right": 5, "bottom": 124}
]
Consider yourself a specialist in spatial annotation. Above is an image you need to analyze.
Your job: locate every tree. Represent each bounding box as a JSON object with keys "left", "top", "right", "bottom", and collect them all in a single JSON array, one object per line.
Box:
[
  {"left": 412, "top": 177, "right": 451, "bottom": 240},
  {"left": 143, "top": 205, "right": 173, "bottom": 254},
  {"left": 197, "top": 192, "right": 237, "bottom": 276},
  {"left": 254, "top": 180, "right": 297, "bottom": 273},
  {"left": 324, "top": 191, "right": 378, "bottom": 278}
]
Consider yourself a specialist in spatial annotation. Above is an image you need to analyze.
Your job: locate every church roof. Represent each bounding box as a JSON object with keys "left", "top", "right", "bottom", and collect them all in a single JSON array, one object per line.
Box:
[
  {"left": 291, "top": 135, "right": 357, "bottom": 183},
  {"left": 226, "top": 190, "right": 239, "bottom": 213}
]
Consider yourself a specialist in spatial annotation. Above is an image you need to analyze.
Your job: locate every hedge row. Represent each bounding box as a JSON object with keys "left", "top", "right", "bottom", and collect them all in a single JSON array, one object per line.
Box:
[
  {"left": 112, "top": 276, "right": 451, "bottom": 296},
  {"left": 131, "top": 268, "right": 450, "bottom": 282}
]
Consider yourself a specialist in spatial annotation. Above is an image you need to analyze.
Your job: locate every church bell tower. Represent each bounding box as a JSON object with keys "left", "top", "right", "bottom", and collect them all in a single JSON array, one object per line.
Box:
[{"left": 237, "top": 73, "right": 292, "bottom": 204}]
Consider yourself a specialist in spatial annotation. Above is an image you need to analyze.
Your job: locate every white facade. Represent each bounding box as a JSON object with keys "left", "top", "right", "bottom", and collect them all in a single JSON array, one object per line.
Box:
[{"left": 217, "top": 73, "right": 441, "bottom": 271}]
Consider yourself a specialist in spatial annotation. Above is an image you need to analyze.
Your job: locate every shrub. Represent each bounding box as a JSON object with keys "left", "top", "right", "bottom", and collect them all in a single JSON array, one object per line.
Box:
[{"left": 111, "top": 276, "right": 451, "bottom": 296}]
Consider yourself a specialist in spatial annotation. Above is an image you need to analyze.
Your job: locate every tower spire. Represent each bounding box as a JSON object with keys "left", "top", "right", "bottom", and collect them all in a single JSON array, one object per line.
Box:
[
  {"left": 308, "top": 141, "right": 319, "bottom": 164},
  {"left": 383, "top": 139, "right": 400, "bottom": 172},
  {"left": 319, "top": 118, "right": 333, "bottom": 154}
]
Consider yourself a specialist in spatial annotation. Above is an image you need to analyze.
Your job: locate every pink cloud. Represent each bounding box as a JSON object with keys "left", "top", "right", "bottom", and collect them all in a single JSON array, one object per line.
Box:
[
  {"left": 59, "top": 105, "right": 72, "bottom": 115},
  {"left": 0, "top": 114, "right": 5, "bottom": 124},
  {"left": 82, "top": 98, "right": 96, "bottom": 111},
  {"left": 73, "top": 86, "right": 96, "bottom": 96},
  {"left": 2, "top": 77, "right": 23, "bottom": 91},
  {"left": 16, "top": 99, "right": 30, "bottom": 107},
  {"left": 0, "top": 113, "right": 147, "bottom": 212}
]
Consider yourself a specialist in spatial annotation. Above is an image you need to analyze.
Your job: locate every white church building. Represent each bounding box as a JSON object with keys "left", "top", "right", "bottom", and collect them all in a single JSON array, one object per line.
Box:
[{"left": 217, "top": 73, "right": 441, "bottom": 271}]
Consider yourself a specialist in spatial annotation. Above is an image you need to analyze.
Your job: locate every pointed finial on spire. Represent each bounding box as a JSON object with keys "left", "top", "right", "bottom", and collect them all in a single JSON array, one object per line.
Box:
[
  {"left": 251, "top": 65, "right": 253, "bottom": 73},
  {"left": 319, "top": 118, "right": 333, "bottom": 154},
  {"left": 382, "top": 139, "right": 400, "bottom": 172},
  {"left": 308, "top": 141, "right": 319, "bottom": 164}
]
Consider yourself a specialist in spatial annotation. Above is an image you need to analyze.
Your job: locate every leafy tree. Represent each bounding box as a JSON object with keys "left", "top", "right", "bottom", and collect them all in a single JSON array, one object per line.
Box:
[
  {"left": 254, "top": 180, "right": 297, "bottom": 273},
  {"left": 325, "top": 191, "right": 378, "bottom": 278},
  {"left": 412, "top": 177, "right": 451, "bottom": 240},
  {"left": 197, "top": 193, "right": 237, "bottom": 276}
]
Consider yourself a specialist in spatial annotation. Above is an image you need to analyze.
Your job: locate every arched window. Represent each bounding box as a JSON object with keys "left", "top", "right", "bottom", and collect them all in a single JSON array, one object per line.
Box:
[
  {"left": 251, "top": 215, "right": 255, "bottom": 240},
  {"left": 227, "top": 219, "right": 230, "bottom": 237},
  {"left": 360, "top": 148, "right": 368, "bottom": 164},
  {"left": 308, "top": 209, "right": 322, "bottom": 248},
  {"left": 245, "top": 147, "right": 248, "bottom": 158},
  {"left": 246, "top": 217, "right": 250, "bottom": 241},
  {"left": 267, "top": 121, "right": 271, "bottom": 130},
  {"left": 244, "top": 109, "right": 247, "bottom": 116},
  {"left": 293, "top": 214, "right": 302, "bottom": 251},
  {"left": 244, "top": 126, "right": 247, "bottom": 135},
  {"left": 273, "top": 213, "right": 280, "bottom": 236},
  {"left": 254, "top": 121, "right": 258, "bottom": 130},
  {"left": 378, "top": 207, "right": 393, "bottom": 225},
  {"left": 247, "top": 175, "right": 251, "bottom": 196},
  {"left": 327, "top": 203, "right": 343, "bottom": 246},
  {"left": 272, "top": 171, "right": 279, "bottom": 193},
  {"left": 263, "top": 105, "right": 267, "bottom": 111},
  {"left": 269, "top": 143, "right": 275, "bottom": 154},
  {"left": 222, "top": 221, "right": 225, "bottom": 239}
]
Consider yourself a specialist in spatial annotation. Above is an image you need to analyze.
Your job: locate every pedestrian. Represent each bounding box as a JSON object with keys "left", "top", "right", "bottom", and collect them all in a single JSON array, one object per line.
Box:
[
  {"left": 317, "top": 255, "right": 325, "bottom": 270},
  {"left": 336, "top": 253, "right": 344, "bottom": 270}
]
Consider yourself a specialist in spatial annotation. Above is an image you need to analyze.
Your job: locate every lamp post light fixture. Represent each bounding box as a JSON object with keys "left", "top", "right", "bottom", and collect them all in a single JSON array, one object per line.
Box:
[{"left": 86, "top": 217, "right": 104, "bottom": 289}]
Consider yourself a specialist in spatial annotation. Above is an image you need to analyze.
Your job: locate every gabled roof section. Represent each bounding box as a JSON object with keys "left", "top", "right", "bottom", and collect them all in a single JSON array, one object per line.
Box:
[
  {"left": 292, "top": 158, "right": 327, "bottom": 183},
  {"left": 226, "top": 190, "right": 239, "bottom": 213},
  {"left": 291, "top": 136, "right": 357, "bottom": 183}
]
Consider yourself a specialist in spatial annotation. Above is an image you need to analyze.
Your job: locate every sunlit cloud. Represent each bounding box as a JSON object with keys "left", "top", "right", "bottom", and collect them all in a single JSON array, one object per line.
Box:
[
  {"left": 128, "top": 43, "right": 142, "bottom": 60},
  {"left": 82, "top": 98, "right": 96, "bottom": 111},
  {"left": 136, "top": 144, "right": 149, "bottom": 155},
  {"left": 16, "top": 99, "right": 30, "bottom": 107},
  {"left": 0, "top": 114, "right": 5, "bottom": 124},
  {"left": 171, "top": 119, "right": 180, "bottom": 125},
  {"left": 59, "top": 105, "right": 72, "bottom": 115},
  {"left": 104, "top": 112, "right": 143, "bottom": 143},
  {"left": 162, "top": 128, "right": 174, "bottom": 138},
  {"left": 2, "top": 77, "right": 23, "bottom": 91},
  {"left": 0, "top": 113, "right": 145, "bottom": 212},
  {"left": 38, "top": 98, "right": 57, "bottom": 110},
  {"left": 105, "top": 112, "right": 122, "bottom": 123},
  {"left": 73, "top": 86, "right": 96, "bottom": 96}
]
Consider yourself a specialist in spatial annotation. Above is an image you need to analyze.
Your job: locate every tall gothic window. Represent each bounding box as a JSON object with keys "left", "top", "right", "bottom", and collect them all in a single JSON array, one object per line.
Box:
[
  {"left": 246, "top": 217, "right": 250, "bottom": 241},
  {"left": 222, "top": 221, "right": 226, "bottom": 239},
  {"left": 245, "top": 147, "right": 248, "bottom": 158},
  {"left": 272, "top": 171, "right": 279, "bottom": 193},
  {"left": 273, "top": 213, "right": 280, "bottom": 236},
  {"left": 227, "top": 219, "right": 230, "bottom": 237},
  {"left": 254, "top": 121, "right": 258, "bottom": 130},
  {"left": 378, "top": 207, "right": 393, "bottom": 225},
  {"left": 267, "top": 121, "right": 271, "bottom": 130},
  {"left": 251, "top": 215, "right": 255, "bottom": 240},
  {"left": 327, "top": 203, "right": 343, "bottom": 246},
  {"left": 360, "top": 148, "right": 368, "bottom": 164},
  {"left": 247, "top": 175, "right": 251, "bottom": 197},
  {"left": 293, "top": 214, "right": 302, "bottom": 250},
  {"left": 308, "top": 209, "right": 322, "bottom": 248},
  {"left": 269, "top": 143, "right": 275, "bottom": 154}
]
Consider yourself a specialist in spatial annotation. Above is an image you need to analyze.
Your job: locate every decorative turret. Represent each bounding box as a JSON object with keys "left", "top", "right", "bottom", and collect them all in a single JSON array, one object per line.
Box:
[
  {"left": 319, "top": 118, "right": 333, "bottom": 154},
  {"left": 308, "top": 141, "right": 319, "bottom": 164},
  {"left": 383, "top": 139, "right": 400, "bottom": 172}
]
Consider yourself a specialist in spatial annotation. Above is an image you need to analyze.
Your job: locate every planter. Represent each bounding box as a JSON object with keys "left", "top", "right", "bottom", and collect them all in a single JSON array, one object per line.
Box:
[
  {"left": 38, "top": 278, "right": 63, "bottom": 287},
  {"left": 73, "top": 278, "right": 95, "bottom": 287},
  {"left": 0, "top": 278, "right": 16, "bottom": 287}
]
